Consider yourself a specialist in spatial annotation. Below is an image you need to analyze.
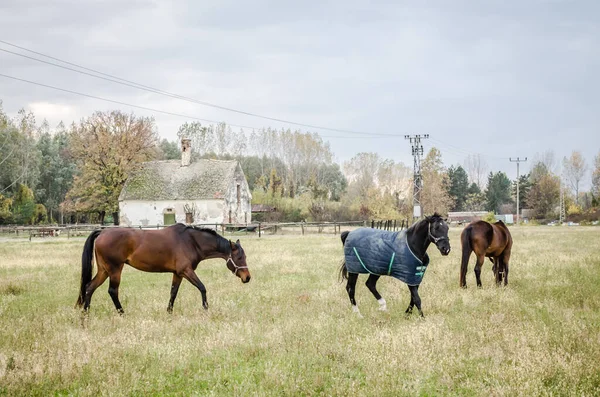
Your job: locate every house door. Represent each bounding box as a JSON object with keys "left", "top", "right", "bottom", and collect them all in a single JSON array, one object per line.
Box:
[{"left": 164, "top": 213, "right": 176, "bottom": 225}]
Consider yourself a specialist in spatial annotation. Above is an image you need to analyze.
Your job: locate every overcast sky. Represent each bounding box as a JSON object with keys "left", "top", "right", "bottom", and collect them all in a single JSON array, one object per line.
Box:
[{"left": 1, "top": 0, "right": 599, "bottom": 186}]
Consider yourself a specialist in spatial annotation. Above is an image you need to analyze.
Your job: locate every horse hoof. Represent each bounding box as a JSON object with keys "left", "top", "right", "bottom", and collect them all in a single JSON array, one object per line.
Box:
[{"left": 378, "top": 306, "right": 388, "bottom": 311}]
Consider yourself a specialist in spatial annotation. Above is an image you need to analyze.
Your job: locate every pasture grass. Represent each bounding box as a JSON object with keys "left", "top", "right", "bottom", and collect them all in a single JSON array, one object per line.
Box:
[{"left": 0, "top": 227, "right": 599, "bottom": 396}]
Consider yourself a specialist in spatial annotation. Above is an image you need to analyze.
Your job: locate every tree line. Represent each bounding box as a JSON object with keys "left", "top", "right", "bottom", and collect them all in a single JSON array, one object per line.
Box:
[{"left": 1, "top": 99, "right": 599, "bottom": 225}]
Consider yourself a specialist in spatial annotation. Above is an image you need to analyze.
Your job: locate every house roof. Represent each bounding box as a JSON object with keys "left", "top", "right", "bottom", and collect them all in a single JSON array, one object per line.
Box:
[{"left": 119, "top": 159, "right": 240, "bottom": 201}]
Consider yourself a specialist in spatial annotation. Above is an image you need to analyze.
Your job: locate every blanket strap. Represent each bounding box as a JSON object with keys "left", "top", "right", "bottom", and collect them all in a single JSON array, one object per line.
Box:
[
  {"left": 352, "top": 247, "right": 395, "bottom": 276},
  {"left": 387, "top": 252, "right": 395, "bottom": 276},
  {"left": 353, "top": 247, "right": 376, "bottom": 274}
]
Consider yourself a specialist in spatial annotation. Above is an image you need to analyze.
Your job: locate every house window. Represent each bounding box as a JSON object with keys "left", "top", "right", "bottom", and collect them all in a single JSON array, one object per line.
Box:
[{"left": 237, "top": 184, "right": 241, "bottom": 206}]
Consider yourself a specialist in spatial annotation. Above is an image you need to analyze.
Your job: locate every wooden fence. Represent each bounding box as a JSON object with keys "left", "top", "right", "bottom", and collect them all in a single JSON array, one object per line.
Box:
[{"left": 0, "top": 219, "right": 410, "bottom": 240}]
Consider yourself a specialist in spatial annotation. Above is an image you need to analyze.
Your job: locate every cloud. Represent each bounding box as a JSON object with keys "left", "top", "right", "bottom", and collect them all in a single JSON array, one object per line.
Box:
[{"left": 0, "top": 0, "right": 599, "bottom": 186}]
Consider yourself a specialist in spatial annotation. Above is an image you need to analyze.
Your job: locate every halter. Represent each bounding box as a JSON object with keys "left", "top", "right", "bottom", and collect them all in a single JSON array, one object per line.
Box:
[
  {"left": 227, "top": 256, "right": 248, "bottom": 275},
  {"left": 428, "top": 222, "right": 449, "bottom": 244}
]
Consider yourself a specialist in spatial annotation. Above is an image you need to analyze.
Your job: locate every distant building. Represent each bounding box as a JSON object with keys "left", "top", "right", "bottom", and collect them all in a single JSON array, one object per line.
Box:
[
  {"left": 447, "top": 211, "right": 488, "bottom": 224},
  {"left": 118, "top": 139, "right": 251, "bottom": 226},
  {"left": 494, "top": 214, "right": 514, "bottom": 224}
]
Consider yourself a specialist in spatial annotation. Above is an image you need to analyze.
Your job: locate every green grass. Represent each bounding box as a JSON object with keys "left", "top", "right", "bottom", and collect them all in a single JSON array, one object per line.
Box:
[{"left": 0, "top": 227, "right": 599, "bottom": 396}]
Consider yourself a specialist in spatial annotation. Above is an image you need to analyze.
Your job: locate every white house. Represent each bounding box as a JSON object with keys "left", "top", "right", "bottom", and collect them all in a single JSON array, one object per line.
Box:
[{"left": 118, "top": 139, "right": 252, "bottom": 226}]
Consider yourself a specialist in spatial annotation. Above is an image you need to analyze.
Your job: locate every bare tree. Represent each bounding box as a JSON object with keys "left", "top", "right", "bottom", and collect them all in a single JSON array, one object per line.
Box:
[
  {"left": 592, "top": 150, "right": 600, "bottom": 197},
  {"left": 563, "top": 151, "right": 588, "bottom": 205},
  {"left": 464, "top": 154, "right": 488, "bottom": 190},
  {"left": 532, "top": 151, "right": 558, "bottom": 175}
]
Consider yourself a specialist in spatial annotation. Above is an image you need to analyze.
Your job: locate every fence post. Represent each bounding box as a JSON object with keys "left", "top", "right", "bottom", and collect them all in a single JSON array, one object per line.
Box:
[
  {"left": 258, "top": 222, "right": 261, "bottom": 238},
  {"left": 371, "top": 220, "right": 374, "bottom": 228},
  {"left": 301, "top": 223, "right": 304, "bottom": 236}
]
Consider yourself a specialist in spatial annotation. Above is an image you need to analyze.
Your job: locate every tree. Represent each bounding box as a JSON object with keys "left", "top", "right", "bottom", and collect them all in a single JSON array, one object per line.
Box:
[
  {"left": 12, "top": 183, "right": 35, "bottom": 224},
  {"left": 0, "top": 106, "right": 41, "bottom": 197},
  {"left": 63, "top": 111, "right": 158, "bottom": 223},
  {"left": 485, "top": 172, "right": 512, "bottom": 213},
  {"left": 421, "top": 148, "right": 453, "bottom": 215},
  {"left": 447, "top": 165, "right": 469, "bottom": 211},
  {"left": 317, "top": 163, "right": 347, "bottom": 201},
  {"left": 563, "top": 151, "right": 588, "bottom": 205},
  {"left": 592, "top": 150, "right": 600, "bottom": 199},
  {"left": 464, "top": 154, "right": 488, "bottom": 190},
  {"left": 343, "top": 152, "right": 380, "bottom": 198},
  {"left": 513, "top": 173, "right": 532, "bottom": 210},
  {"left": 157, "top": 139, "right": 181, "bottom": 160},
  {"left": 527, "top": 162, "right": 560, "bottom": 219},
  {"left": 0, "top": 193, "right": 12, "bottom": 223},
  {"left": 35, "top": 123, "right": 76, "bottom": 223}
]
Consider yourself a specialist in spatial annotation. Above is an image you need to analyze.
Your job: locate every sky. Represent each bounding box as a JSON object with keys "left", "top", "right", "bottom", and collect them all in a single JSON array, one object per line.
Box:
[{"left": 1, "top": 0, "right": 599, "bottom": 187}]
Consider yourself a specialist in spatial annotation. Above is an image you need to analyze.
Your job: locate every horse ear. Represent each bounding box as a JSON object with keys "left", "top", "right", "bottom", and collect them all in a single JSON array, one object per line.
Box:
[
  {"left": 236, "top": 239, "right": 240, "bottom": 245},
  {"left": 230, "top": 240, "right": 236, "bottom": 250}
]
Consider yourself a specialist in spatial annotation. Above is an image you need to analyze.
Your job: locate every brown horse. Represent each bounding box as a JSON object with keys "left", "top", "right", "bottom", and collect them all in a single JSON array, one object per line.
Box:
[
  {"left": 75, "top": 223, "right": 251, "bottom": 314},
  {"left": 460, "top": 220, "right": 512, "bottom": 288}
]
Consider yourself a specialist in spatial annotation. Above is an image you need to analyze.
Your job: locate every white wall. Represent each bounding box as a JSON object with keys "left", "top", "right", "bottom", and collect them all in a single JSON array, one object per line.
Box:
[{"left": 119, "top": 199, "right": 225, "bottom": 226}]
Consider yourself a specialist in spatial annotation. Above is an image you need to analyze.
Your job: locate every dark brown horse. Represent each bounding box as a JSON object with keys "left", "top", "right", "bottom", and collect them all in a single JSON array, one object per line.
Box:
[
  {"left": 75, "top": 223, "right": 251, "bottom": 314},
  {"left": 460, "top": 220, "right": 512, "bottom": 288}
]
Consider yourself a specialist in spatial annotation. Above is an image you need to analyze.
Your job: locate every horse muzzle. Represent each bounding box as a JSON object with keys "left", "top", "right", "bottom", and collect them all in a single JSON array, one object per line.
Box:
[{"left": 438, "top": 245, "right": 451, "bottom": 256}]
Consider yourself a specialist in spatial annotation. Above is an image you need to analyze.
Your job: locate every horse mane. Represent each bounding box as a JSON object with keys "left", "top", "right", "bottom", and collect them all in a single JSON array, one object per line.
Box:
[
  {"left": 427, "top": 212, "right": 444, "bottom": 222},
  {"left": 185, "top": 225, "right": 219, "bottom": 235},
  {"left": 182, "top": 224, "right": 232, "bottom": 254},
  {"left": 407, "top": 213, "right": 445, "bottom": 233}
]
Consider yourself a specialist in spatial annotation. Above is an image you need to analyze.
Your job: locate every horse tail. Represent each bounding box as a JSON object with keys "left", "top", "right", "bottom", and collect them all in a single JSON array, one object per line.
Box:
[
  {"left": 338, "top": 231, "right": 350, "bottom": 281},
  {"left": 460, "top": 226, "right": 472, "bottom": 287},
  {"left": 76, "top": 229, "right": 101, "bottom": 307}
]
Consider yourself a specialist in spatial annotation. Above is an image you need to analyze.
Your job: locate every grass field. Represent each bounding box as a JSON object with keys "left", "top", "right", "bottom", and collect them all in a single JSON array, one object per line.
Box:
[{"left": 0, "top": 226, "right": 599, "bottom": 396}]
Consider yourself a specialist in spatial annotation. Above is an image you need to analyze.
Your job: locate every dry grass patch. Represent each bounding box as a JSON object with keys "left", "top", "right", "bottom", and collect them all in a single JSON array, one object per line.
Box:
[{"left": 0, "top": 227, "right": 599, "bottom": 395}]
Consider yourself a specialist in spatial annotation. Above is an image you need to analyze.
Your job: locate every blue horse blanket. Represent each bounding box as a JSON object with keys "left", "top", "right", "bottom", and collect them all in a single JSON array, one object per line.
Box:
[{"left": 344, "top": 228, "right": 430, "bottom": 286}]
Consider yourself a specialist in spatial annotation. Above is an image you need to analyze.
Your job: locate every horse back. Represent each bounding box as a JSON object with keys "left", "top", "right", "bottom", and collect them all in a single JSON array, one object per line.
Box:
[{"left": 94, "top": 226, "right": 185, "bottom": 271}]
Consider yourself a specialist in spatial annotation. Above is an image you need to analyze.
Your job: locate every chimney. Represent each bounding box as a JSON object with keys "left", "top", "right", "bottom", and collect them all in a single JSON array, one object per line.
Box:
[{"left": 181, "top": 138, "right": 191, "bottom": 167}]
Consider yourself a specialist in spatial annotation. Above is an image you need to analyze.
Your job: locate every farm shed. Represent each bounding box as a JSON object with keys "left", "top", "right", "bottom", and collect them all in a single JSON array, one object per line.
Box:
[{"left": 118, "top": 139, "right": 251, "bottom": 226}]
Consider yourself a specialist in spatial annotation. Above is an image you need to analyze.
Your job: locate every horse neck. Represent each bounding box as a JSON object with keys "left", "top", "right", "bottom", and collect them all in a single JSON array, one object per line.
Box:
[
  {"left": 406, "top": 219, "right": 431, "bottom": 259},
  {"left": 190, "top": 230, "right": 230, "bottom": 259}
]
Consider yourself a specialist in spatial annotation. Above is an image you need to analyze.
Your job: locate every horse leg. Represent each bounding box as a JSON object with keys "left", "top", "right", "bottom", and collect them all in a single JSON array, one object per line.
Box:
[
  {"left": 345, "top": 273, "right": 362, "bottom": 317},
  {"left": 365, "top": 274, "right": 386, "bottom": 311},
  {"left": 492, "top": 258, "right": 502, "bottom": 286},
  {"left": 500, "top": 251, "right": 510, "bottom": 286},
  {"left": 408, "top": 285, "right": 424, "bottom": 317},
  {"left": 83, "top": 269, "right": 109, "bottom": 312},
  {"left": 167, "top": 273, "right": 183, "bottom": 313},
  {"left": 182, "top": 267, "right": 208, "bottom": 310},
  {"left": 474, "top": 254, "right": 485, "bottom": 288},
  {"left": 405, "top": 294, "right": 414, "bottom": 315},
  {"left": 107, "top": 266, "right": 125, "bottom": 315}
]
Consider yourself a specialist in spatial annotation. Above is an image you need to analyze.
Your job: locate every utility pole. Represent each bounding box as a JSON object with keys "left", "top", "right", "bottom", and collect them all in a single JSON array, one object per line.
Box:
[
  {"left": 559, "top": 164, "right": 566, "bottom": 224},
  {"left": 509, "top": 157, "right": 527, "bottom": 225},
  {"left": 405, "top": 134, "right": 429, "bottom": 220}
]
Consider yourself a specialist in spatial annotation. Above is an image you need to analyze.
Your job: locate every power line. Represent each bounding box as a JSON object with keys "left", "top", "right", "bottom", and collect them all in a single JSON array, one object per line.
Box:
[
  {"left": 429, "top": 137, "right": 508, "bottom": 160},
  {"left": 0, "top": 73, "right": 400, "bottom": 141},
  {"left": 0, "top": 39, "right": 399, "bottom": 137}
]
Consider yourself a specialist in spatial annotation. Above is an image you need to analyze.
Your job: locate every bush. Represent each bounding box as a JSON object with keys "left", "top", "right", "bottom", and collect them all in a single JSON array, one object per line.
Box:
[{"left": 483, "top": 212, "right": 496, "bottom": 223}]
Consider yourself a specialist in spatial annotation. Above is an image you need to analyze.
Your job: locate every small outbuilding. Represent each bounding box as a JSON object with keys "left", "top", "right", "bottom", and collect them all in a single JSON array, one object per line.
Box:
[{"left": 118, "top": 139, "right": 252, "bottom": 226}]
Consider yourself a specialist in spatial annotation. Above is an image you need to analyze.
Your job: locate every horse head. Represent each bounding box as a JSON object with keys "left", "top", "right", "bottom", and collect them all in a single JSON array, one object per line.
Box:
[
  {"left": 426, "top": 213, "right": 451, "bottom": 256},
  {"left": 227, "top": 239, "right": 251, "bottom": 283}
]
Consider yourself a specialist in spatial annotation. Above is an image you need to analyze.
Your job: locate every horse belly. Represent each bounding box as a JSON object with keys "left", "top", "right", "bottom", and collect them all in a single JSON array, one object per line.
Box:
[{"left": 127, "top": 245, "right": 177, "bottom": 273}]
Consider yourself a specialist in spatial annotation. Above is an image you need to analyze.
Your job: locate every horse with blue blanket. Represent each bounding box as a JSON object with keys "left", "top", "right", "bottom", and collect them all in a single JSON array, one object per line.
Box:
[{"left": 339, "top": 214, "right": 450, "bottom": 317}]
